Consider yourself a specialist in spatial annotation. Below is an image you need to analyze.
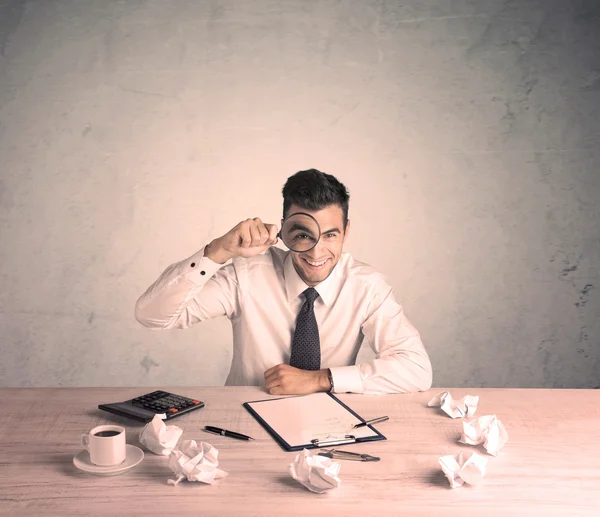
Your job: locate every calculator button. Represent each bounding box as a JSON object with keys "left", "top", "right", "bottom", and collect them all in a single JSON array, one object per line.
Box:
[{"left": 125, "top": 391, "right": 203, "bottom": 418}]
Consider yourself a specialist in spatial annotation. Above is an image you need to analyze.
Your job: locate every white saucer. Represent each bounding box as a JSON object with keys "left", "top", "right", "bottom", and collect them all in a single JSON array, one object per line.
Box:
[{"left": 73, "top": 444, "right": 144, "bottom": 476}]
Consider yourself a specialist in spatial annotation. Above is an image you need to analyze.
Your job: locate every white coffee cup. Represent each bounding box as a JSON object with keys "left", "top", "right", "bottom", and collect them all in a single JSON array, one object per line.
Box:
[{"left": 81, "top": 425, "right": 127, "bottom": 466}]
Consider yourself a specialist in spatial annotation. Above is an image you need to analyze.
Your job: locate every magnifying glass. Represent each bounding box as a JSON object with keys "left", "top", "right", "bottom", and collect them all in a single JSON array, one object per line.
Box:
[{"left": 277, "top": 212, "right": 321, "bottom": 253}]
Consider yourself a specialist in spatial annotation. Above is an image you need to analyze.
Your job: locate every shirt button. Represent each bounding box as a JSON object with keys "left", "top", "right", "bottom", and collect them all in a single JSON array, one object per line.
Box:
[
  {"left": 190, "top": 262, "right": 196, "bottom": 268},
  {"left": 200, "top": 271, "right": 206, "bottom": 275}
]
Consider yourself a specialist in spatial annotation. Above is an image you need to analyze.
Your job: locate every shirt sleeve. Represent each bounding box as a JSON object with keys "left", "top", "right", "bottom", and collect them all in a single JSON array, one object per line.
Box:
[
  {"left": 134, "top": 246, "right": 240, "bottom": 329},
  {"left": 329, "top": 276, "right": 433, "bottom": 395}
]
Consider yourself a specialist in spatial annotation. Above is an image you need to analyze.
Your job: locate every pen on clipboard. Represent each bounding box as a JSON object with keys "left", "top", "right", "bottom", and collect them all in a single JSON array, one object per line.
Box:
[
  {"left": 311, "top": 435, "right": 356, "bottom": 447},
  {"left": 352, "top": 416, "right": 389, "bottom": 429}
]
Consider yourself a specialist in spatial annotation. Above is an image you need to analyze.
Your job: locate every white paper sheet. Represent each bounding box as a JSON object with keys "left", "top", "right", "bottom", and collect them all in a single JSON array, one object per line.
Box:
[
  {"left": 289, "top": 449, "right": 342, "bottom": 493},
  {"left": 167, "top": 440, "right": 227, "bottom": 485},
  {"left": 439, "top": 451, "right": 488, "bottom": 488},
  {"left": 428, "top": 391, "right": 479, "bottom": 419},
  {"left": 245, "top": 393, "right": 380, "bottom": 448},
  {"left": 459, "top": 415, "right": 508, "bottom": 456},
  {"left": 139, "top": 414, "right": 183, "bottom": 455}
]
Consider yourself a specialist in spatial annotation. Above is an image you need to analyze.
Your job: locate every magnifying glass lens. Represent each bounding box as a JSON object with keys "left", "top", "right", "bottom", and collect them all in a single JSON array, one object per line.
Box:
[{"left": 280, "top": 213, "right": 320, "bottom": 252}]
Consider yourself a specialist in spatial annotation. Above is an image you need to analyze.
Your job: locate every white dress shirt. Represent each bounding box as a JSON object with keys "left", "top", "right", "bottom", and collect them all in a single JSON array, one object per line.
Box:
[{"left": 135, "top": 245, "right": 432, "bottom": 394}]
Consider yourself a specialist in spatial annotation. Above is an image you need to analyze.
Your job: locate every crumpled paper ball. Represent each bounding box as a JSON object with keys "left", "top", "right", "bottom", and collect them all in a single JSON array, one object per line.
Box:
[
  {"left": 289, "top": 449, "right": 342, "bottom": 494},
  {"left": 139, "top": 414, "right": 183, "bottom": 455},
  {"left": 439, "top": 451, "right": 488, "bottom": 488},
  {"left": 428, "top": 391, "right": 479, "bottom": 419},
  {"left": 167, "top": 440, "right": 228, "bottom": 486},
  {"left": 459, "top": 414, "right": 509, "bottom": 456}
]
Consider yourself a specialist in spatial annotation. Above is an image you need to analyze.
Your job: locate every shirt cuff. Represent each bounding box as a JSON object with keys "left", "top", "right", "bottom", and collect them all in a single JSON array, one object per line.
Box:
[
  {"left": 329, "top": 366, "right": 364, "bottom": 394},
  {"left": 184, "top": 247, "right": 226, "bottom": 285}
]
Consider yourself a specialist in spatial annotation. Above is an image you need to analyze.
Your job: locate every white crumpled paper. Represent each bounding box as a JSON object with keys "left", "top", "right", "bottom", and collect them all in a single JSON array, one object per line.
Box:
[
  {"left": 139, "top": 414, "right": 183, "bottom": 455},
  {"left": 167, "top": 440, "right": 228, "bottom": 486},
  {"left": 439, "top": 451, "right": 488, "bottom": 488},
  {"left": 459, "top": 415, "right": 509, "bottom": 456},
  {"left": 428, "top": 391, "right": 479, "bottom": 419},
  {"left": 289, "top": 449, "right": 342, "bottom": 494}
]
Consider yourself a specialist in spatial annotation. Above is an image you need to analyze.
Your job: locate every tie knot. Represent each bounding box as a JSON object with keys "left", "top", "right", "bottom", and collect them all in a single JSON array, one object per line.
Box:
[{"left": 303, "top": 288, "right": 319, "bottom": 304}]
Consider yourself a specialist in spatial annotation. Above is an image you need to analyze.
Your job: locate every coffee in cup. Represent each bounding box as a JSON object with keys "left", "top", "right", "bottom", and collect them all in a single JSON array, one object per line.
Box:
[
  {"left": 81, "top": 425, "right": 126, "bottom": 466},
  {"left": 94, "top": 430, "right": 121, "bottom": 437}
]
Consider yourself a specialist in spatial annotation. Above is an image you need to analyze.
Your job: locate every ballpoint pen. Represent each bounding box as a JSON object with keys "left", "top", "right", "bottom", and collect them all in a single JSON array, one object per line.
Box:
[
  {"left": 318, "top": 449, "right": 380, "bottom": 462},
  {"left": 352, "top": 416, "right": 390, "bottom": 429},
  {"left": 203, "top": 426, "right": 255, "bottom": 441},
  {"left": 311, "top": 435, "right": 356, "bottom": 447}
]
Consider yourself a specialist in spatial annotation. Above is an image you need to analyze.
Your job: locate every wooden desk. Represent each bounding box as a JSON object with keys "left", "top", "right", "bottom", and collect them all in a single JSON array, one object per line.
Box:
[{"left": 1, "top": 387, "right": 599, "bottom": 516}]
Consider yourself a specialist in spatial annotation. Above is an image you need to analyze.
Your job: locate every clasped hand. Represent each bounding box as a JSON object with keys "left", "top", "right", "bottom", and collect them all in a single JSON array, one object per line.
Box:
[{"left": 264, "top": 364, "right": 331, "bottom": 395}]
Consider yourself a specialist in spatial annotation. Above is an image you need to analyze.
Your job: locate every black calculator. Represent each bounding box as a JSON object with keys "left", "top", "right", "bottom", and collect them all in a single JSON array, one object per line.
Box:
[{"left": 98, "top": 390, "right": 205, "bottom": 422}]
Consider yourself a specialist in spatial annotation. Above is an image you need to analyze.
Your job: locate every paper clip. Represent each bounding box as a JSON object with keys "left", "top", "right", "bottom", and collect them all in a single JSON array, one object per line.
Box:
[{"left": 311, "top": 435, "right": 356, "bottom": 447}]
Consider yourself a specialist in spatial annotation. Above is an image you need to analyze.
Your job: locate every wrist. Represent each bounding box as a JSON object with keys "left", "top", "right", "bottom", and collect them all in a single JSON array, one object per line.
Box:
[
  {"left": 205, "top": 239, "right": 234, "bottom": 264},
  {"left": 317, "top": 368, "right": 333, "bottom": 392}
]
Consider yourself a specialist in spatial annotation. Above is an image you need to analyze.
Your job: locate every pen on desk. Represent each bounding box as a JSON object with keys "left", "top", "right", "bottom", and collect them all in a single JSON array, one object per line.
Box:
[
  {"left": 318, "top": 449, "right": 381, "bottom": 462},
  {"left": 203, "top": 426, "right": 255, "bottom": 441},
  {"left": 352, "top": 416, "right": 390, "bottom": 429}
]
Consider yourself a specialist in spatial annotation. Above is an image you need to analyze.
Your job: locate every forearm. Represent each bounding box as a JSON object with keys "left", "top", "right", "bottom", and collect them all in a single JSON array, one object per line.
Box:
[
  {"left": 346, "top": 279, "right": 433, "bottom": 394},
  {"left": 204, "top": 238, "right": 234, "bottom": 264},
  {"left": 134, "top": 246, "right": 226, "bottom": 329},
  {"left": 135, "top": 225, "right": 276, "bottom": 330},
  {"left": 330, "top": 337, "right": 432, "bottom": 395}
]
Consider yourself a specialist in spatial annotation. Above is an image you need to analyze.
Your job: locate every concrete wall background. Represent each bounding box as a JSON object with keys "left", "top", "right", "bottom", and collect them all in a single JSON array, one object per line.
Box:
[{"left": 1, "top": 0, "right": 598, "bottom": 388}]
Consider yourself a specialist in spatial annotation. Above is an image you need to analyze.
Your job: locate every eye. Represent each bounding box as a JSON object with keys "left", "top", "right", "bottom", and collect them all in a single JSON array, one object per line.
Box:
[
  {"left": 293, "top": 233, "right": 314, "bottom": 241},
  {"left": 325, "top": 233, "right": 337, "bottom": 239}
]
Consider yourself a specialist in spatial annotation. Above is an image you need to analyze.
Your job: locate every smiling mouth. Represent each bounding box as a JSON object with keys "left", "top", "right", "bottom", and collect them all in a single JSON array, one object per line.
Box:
[{"left": 302, "top": 257, "right": 329, "bottom": 269}]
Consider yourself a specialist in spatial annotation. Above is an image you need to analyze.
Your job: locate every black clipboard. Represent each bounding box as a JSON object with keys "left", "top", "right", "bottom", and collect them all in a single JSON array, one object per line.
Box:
[{"left": 243, "top": 392, "right": 386, "bottom": 452}]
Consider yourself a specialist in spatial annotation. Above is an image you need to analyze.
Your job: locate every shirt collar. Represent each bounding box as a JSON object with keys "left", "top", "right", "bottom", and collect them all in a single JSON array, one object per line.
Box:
[{"left": 284, "top": 253, "right": 342, "bottom": 307}]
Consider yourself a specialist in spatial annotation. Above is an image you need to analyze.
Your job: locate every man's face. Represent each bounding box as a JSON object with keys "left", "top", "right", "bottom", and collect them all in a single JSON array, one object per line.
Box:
[{"left": 282, "top": 203, "right": 350, "bottom": 287}]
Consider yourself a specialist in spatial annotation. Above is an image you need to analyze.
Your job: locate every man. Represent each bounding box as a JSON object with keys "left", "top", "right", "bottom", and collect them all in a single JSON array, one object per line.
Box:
[{"left": 135, "top": 169, "right": 432, "bottom": 395}]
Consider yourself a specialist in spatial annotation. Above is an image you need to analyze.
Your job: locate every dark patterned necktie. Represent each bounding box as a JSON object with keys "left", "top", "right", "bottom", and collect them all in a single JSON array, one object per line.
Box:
[{"left": 289, "top": 288, "right": 321, "bottom": 370}]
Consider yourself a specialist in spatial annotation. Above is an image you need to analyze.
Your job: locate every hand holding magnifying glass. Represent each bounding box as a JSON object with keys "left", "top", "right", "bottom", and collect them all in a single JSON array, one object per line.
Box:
[
  {"left": 205, "top": 213, "right": 322, "bottom": 264},
  {"left": 205, "top": 218, "right": 278, "bottom": 263}
]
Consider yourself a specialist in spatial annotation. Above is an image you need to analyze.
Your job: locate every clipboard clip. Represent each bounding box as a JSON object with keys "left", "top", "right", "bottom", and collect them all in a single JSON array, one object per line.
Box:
[{"left": 311, "top": 435, "right": 356, "bottom": 447}]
